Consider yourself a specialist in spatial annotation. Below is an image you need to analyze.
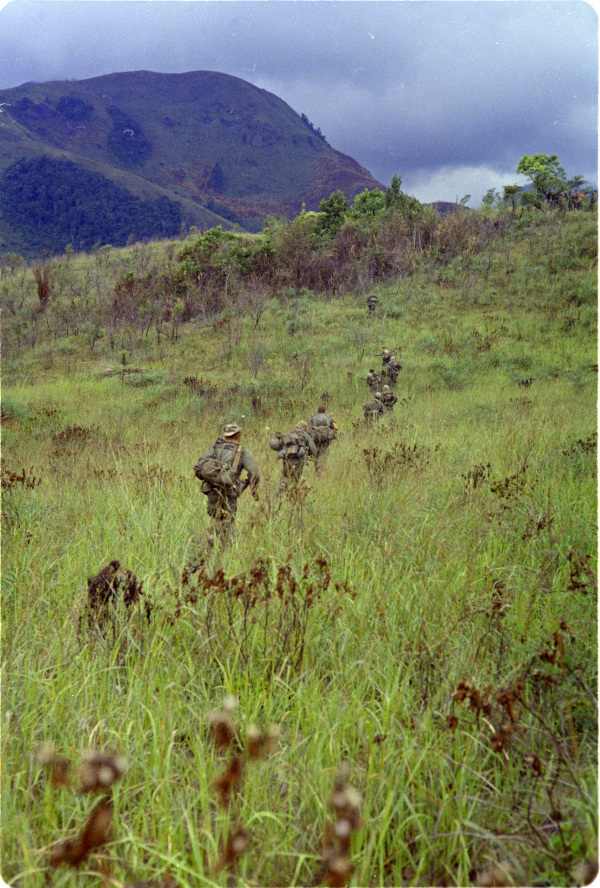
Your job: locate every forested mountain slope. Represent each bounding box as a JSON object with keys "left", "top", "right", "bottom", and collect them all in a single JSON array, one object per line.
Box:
[{"left": 0, "top": 70, "right": 381, "bottom": 254}]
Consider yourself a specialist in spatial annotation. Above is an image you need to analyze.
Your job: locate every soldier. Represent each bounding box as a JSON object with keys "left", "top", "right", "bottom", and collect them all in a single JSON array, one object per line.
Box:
[
  {"left": 309, "top": 405, "right": 338, "bottom": 474},
  {"left": 380, "top": 385, "right": 398, "bottom": 412},
  {"left": 385, "top": 354, "right": 403, "bottom": 384},
  {"left": 366, "top": 368, "right": 382, "bottom": 393},
  {"left": 377, "top": 346, "right": 392, "bottom": 366},
  {"left": 194, "top": 423, "right": 259, "bottom": 549},
  {"left": 367, "top": 294, "right": 378, "bottom": 315},
  {"left": 363, "top": 392, "right": 384, "bottom": 421},
  {"left": 269, "top": 421, "right": 317, "bottom": 493}
]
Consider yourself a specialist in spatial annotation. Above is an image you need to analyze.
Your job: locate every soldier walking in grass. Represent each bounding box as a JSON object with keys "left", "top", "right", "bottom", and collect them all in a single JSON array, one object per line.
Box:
[
  {"left": 194, "top": 423, "right": 259, "bottom": 549},
  {"left": 367, "top": 294, "right": 378, "bottom": 315},
  {"left": 375, "top": 346, "right": 392, "bottom": 367},
  {"left": 363, "top": 393, "right": 384, "bottom": 422},
  {"left": 269, "top": 421, "right": 317, "bottom": 493},
  {"left": 309, "top": 405, "right": 338, "bottom": 474},
  {"left": 380, "top": 385, "right": 398, "bottom": 413},
  {"left": 385, "top": 354, "right": 402, "bottom": 385},
  {"left": 366, "top": 368, "right": 382, "bottom": 393}
]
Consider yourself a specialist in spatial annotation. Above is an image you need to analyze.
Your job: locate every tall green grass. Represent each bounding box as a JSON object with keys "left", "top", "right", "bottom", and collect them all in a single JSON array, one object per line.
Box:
[{"left": 2, "top": 211, "right": 597, "bottom": 886}]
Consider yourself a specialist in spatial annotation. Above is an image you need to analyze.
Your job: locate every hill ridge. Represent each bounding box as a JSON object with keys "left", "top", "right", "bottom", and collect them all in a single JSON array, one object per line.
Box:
[{"left": 0, "top": 69, "right": 382, "bottom": 254}]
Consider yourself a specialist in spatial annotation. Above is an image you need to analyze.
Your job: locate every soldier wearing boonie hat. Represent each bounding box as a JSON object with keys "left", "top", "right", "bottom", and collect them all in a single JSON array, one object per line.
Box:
[{"left": 194, "top": 423, "right": 260, "bottom": 549}]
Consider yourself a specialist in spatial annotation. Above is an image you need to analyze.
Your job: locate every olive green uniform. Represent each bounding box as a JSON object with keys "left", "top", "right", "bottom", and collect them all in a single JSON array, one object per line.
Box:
[
  {"left": 197, "top": 437, "right": 259, "bottom": 545},
  {"left": 363, "top": 397, "right": 384, "bottom": 421},
  {"left": 381, "top": 391, "right": 398, "bottom": 412},
  {"left": 366, "top": 370, "right": 382, "bottom": 392},
  {"left": 270, "top": 431, "right": 317, "bottom": 493},
  {"left": 309, "top": 412, "right": 337, "bottom": 475},
  {"left": 385, "top": 357, "right": 402, "bottom": 384}
]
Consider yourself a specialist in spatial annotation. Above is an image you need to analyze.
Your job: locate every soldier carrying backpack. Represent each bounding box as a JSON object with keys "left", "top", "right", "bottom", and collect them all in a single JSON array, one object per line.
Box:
[
  {"left": 269, "top": 421, "right": 317, "bottom": 493},
  {"left": 366, "top": 369, "right": 382, "bottom": 393},
  {"left": 385, "top": 354, "right": 403, "bottom": 385},
  {"left": 309, "top": 405, "right": 338, "bottom": 474},
  {"left": 363, "top": 393, "right": 384, "bottom": 421},
  {"left": 380, "top": 385, "right": 398, "bottom": 412},
  {"left": 194, "top": 423, "right": 260, "bottom": 548}
]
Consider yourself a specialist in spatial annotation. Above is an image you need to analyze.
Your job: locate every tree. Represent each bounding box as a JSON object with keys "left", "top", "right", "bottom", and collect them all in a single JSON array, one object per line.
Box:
[
  {"left": 318, "top": 190, "right": 348, "bottom": 235},
  {"left": 502, "top": 184, "right": 522, "bottom": 215},
  {"left": 481, "top": 188, "right": 500, "bottom": 208},
  {"left": 350, "top": 188, "right": 386, "bottom": 218},
  {"left": 208, "top": 163, "right": 226, "bottom": 193},
  {"left": 516, "top": 154, "right": 567, "bottom": 203},
  {"left": 385, "top": 174, "right": 403, "bottom": 208}
]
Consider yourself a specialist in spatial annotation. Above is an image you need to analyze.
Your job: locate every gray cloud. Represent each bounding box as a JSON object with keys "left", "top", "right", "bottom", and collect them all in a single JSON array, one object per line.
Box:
[{"left": 0, "top": 0, "right": 596, "bottom": 204}]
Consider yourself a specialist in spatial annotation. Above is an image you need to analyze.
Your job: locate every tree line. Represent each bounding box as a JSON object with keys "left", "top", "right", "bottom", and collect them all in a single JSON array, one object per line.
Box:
[{"left": 0, "top": 156, "right": 183, "bottom": 254}]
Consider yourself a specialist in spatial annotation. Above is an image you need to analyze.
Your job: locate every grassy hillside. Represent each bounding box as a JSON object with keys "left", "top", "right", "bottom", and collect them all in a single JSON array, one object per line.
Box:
[
  {"left": 1, "top": 208, "right": 597, "bottom": 887},
  {"left": 0, "top": 70, "right": 382, "bottom": 254}
]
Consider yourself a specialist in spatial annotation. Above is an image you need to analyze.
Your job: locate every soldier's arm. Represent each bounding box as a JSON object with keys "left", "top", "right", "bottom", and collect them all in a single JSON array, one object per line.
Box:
[
  {"left": 306, "top": 435, "right": 318, "bottom": 456},
  {"left": 241, "top": 449, "right": 260, "bottom": 487}
]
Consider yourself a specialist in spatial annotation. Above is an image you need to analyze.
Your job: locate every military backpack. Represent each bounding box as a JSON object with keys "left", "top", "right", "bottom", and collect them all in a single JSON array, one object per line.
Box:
[
  {"left": 194, "top": 442, "right": 243, "bottom": 494},
  {"left": 278, "top": 431, "right": 307, "bottom": 459},
  {"left": 310, "top": 414, "right": 336, "bottom": 444}
]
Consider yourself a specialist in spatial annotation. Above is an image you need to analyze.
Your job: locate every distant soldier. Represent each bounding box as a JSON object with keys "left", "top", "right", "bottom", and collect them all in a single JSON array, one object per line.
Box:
[
  {"left": 380, "top": 385, "right": 398, "bottom": 412},
  {"left": 269, "top": 421, "right": 317, "bottom": 493},
  {"left": 378, "top": 346, "right": 392, "bottom": 366},
  {"left": 309, "top": 405, "right": 338, "bottom": 474},
  {"left": 194, "top": 423, "right": 259, "bottom": 549},
  {"left": 367, "top": 294, "right": 378, "bottom": 315},
  {"left": 385, "top": 354, "right": 403, "bottom": 384},
  {"left": 589, "top": 191, "right": 596, "bottom": 212},
  {"left": 363, "top": 393, "right": 384, "bottom": 422},
  {"left": 366, "top": 368, "right": 382, "bottom": 393}
]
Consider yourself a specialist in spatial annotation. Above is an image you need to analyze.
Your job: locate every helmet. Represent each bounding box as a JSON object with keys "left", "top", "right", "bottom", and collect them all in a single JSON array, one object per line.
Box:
[
  {"left": 295, "top": 420, "right": 309, "bottom": 431},
  {"left": 375, "top": 392, "right": 382, "bottom": 399},
  {"left": 382, "top": 385, "right": 390, "bottom": 393}
]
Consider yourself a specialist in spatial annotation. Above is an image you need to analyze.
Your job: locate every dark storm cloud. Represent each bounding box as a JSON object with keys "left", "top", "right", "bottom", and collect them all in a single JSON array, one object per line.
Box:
[{"left": 0, "top": 0, "right": 596, "bottom": 204}]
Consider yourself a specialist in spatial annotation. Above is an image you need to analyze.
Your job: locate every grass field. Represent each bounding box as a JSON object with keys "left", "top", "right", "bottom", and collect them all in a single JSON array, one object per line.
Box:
[{"left": 1, "top": 209, "right": 597, "bottom": 887}]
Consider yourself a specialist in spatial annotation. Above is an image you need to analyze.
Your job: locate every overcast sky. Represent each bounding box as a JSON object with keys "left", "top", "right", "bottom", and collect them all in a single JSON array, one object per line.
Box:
[{"left": 0, "top": 0, "right": 597, "bottom": 206}]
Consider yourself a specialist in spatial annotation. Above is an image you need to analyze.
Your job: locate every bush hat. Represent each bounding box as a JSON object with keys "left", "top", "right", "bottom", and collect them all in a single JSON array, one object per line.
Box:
[{"left": 223, "top": 423, "right": 242, "bottom": 437}]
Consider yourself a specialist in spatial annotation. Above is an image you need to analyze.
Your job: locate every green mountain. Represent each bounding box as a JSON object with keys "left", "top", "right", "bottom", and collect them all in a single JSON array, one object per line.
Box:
[{"left": 0, "top": 70, "right": 382, "bottom": 255}]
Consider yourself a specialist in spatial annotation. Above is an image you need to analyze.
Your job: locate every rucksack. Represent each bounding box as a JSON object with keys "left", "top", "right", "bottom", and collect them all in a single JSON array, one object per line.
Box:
[
  {"left": 363, "top": 400, "right": 382, "bottom": 416},
  {"left": 310, "top": 414, "right": 335, "bottom": 444},
  {"left": 194, "top": 443, "right": 243, "bottom": 494},
  {"left": 279, "top": 431, "right": 307, "bottom": 459}
]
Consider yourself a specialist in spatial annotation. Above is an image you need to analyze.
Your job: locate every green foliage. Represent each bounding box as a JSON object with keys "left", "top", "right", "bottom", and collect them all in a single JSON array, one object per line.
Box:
[
  {"left": 208, "top": 162, "right": 226, "bottom": 193},
  {"left": 502, "top": 183, "right": 523, "bottom": 213},
  {"left": 481, "top": 187, "right": 500, "bottom": 207},
  {"left": 0, "top": 156, "right": 182, "bottom": 254},
  {"left": 106, "top": 106, "right": 152, "bottom": 168},
  {"left": 318, "top": 189, "right": 348, "bottom": 235},
  {"left": 385, "top": 173, "right": 402, "bottom": 207},
  {"left": 55, "top": 95, "right": 94, "bottom": 122},
  {"left": 516, "top": 153, "right": 567, "bottom": 195},
  {"left": 350, "top": 187, "right": 387, "bottom": 218}
]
